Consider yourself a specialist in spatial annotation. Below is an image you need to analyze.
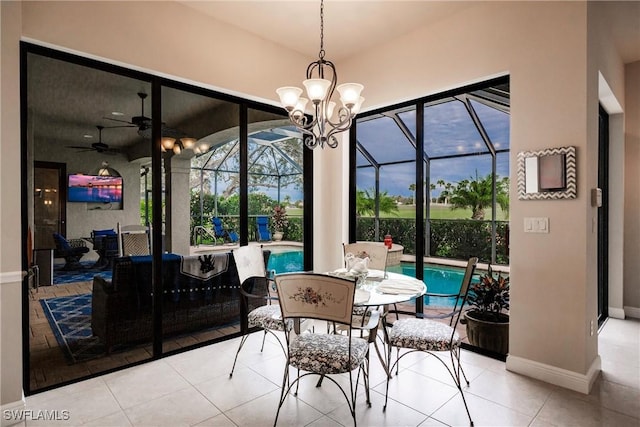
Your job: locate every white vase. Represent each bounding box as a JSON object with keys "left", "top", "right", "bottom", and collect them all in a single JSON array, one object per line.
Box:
[{"left": 273, "top": 231, "right": 283, "bottom": 241}]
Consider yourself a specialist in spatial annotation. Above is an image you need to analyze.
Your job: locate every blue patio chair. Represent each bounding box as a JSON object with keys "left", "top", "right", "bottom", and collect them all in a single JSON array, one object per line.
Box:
[
  {"left": 256, "top": 216, "right": 272, "bottom": 242},
  {"left": 212, "top": 217, "right": 239, "bottom": 243}
]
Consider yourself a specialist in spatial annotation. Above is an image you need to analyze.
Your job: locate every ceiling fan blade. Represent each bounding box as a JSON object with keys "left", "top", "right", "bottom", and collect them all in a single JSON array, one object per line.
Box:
[
  {"left": 103, "top": 117, "right": 135, "bottom": 125},
  {"left": 66, "top": 145, "right": 95, "bottom": 151},
  {"left": 103, "top": 124, "right": 137, "bottom": 129}
]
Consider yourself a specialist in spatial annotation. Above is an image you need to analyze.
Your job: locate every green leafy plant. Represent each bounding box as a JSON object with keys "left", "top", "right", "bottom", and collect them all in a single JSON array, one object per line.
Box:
[
  {"left": 272, "top": 205, "right": 289, "bottom": 232},
  {"left": 467, "top": 265, "right": 510, "bottom": 322}
]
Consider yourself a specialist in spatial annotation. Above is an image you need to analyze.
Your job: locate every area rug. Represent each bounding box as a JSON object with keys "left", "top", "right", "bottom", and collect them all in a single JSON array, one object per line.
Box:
[
  {"left": 40, "top": 293, "right": 104, "bottom": 364},
  {"left": 53, "top": 261, "right": 111, "bottom": 285}
]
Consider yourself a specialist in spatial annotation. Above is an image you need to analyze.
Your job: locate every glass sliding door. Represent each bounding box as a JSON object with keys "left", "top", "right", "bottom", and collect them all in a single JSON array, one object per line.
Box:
[
  {"left": 247, "top": 108, "right": 304, "bottom": 273},
  {"left": 26, "top": 49, "right": 154, "bottom": 392},
  {"left": 160, "top": 84, "right": 243, "bottom": 352}
]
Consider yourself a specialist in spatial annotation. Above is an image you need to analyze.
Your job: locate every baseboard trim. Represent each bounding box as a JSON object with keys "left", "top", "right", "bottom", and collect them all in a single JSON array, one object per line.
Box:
[
  {"left": 506, "top": 354, "right": 601, "bottom": 394},
  {"left": 0, "top": 271, "right": 25, "bottom": 285},
  {"left": 608, "top": 307, "right": 626, "bottom": 319},
  {"left": 1, "top": 394, "right": 26, "bottom": 427},
  {"left": 624, "top": 306, "right": 640, "bottom": 319}
]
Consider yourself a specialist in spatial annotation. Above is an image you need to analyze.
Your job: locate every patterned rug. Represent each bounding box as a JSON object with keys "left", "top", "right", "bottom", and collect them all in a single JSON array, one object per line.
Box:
[
  {"left": 53, "top": 261, "right": 111, "bottom": 285},
  {"left": 40, "top": 293, "right": 104, "bottom": 364}
]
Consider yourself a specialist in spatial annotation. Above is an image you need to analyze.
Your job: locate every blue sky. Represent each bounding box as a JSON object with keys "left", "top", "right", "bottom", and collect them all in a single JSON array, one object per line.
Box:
[{"left": 356, "top": 99, "right": 510, "bottom": 197}]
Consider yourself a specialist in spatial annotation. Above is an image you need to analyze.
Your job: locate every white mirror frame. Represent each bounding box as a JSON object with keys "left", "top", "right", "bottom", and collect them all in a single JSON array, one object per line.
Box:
[{"left": 517, "top": 146, "right": 576, "bottom": 200}]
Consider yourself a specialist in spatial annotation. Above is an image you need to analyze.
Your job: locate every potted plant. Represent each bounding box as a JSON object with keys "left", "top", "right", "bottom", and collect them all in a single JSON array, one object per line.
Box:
[
  {"left": 271, "top": 205, "right": 289, "bottom": 241},
  {"left": 463, "top": 265, "right": 510, "bottom": 355}
]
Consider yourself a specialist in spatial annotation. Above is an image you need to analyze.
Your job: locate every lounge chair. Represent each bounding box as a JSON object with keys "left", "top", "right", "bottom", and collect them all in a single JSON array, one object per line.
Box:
[
  {"left": 256, "top": 216, "right": 272, "bottom": 242},
  {"left": 212, "top": 217, "right": 239, "bottom": 243},
  {"left": 52, "top": 233, "right": 89, "bottom": 270}
]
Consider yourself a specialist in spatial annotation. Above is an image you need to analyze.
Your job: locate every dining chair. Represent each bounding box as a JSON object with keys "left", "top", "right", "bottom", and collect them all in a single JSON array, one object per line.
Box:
[
  {"left": 343, "top": 242, "right": 389, "bottom": 272},
  {"left": 117, "top": 222, "right": 151, "bottom": 256},
  {"left": 229, "top": 245, "right": 284, "bottom": 377},
  {"left": 383, "top": 256, "right": 478, "bottom": 426},
  {"left": 273, "top": 272, "right": 379, "bottom": 427}
]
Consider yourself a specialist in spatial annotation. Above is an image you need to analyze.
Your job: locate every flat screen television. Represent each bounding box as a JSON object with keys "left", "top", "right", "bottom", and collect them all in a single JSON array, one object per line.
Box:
[{"left": 68, "top": 174, "right": 123, "bottom": 203}]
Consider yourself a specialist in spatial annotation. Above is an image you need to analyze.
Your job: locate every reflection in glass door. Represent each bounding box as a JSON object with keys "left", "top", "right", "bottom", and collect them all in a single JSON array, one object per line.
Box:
[
  {"left": 33, "top": 162, "right": 65, "bottom": 250},
  {"left": 26, "top": 49, "right": 154, "bottom": 392}
]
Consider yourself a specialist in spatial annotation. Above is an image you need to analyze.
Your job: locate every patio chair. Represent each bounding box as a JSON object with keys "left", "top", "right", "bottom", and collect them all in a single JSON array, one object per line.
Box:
[
  {"left": 212, "top": 217, "right": 239, "bottom": 243},
  {"left": 52, "top": 233, "right": 89, "bottom": 270},
  {"left": 343, "top": 242, "right": 389, "bottom": 322},
  {"left": 117, "top": 222, "right": 151, "bottom": 256},
  {"left": 229, "top": 245, "right": 284, "bottom": 377},
  {"left": 273, "top": 272, "right": 379, "bottom": 427},
  {"left": 383, "top": 257, "right": 478, "bottom": 426},
  {"left": 256, "top": 216, "right": 272, "bottom": 241}
]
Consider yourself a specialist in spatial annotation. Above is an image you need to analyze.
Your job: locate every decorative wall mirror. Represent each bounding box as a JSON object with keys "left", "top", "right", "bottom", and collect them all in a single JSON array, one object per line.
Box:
[{"left": 517, "top": 146, "right": 576, "bottom": 200}]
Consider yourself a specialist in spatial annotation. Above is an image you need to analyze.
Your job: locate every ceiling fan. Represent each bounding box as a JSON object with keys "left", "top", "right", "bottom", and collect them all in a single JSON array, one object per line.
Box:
[
  {"left": 67, "top": 125, "right": 120, "bottom": 154},
  {"left": 103, "top": 92, "right": 152, "bottom": 134},
  {"left": 103, "top": 92, "right": 183, "bottom": 139}
]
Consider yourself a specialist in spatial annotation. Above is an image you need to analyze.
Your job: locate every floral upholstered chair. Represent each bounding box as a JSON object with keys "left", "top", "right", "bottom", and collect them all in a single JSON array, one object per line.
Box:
[
  {"left": 273, "top": 272, "right": 379, "bottom": 426},
  {"left": 229, "top": 245, "right": 283, "bottom": 377},
  {"left": 383, "top": 257, "right": 478, "bottom": 425}
]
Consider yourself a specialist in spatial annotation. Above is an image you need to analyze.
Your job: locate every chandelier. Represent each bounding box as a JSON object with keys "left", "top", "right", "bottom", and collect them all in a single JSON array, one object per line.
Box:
[{"left": 276, "top": 0, "right": 364, "bottom": 149}]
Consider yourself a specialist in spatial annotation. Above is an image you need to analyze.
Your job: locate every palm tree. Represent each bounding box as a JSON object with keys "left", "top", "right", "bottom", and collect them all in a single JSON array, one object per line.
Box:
[
  {"left": 449, "top": 172, "right": 509, "bottom": 220},
  {"left": 356, "top": 189, "right": 399, "bottom": 217}
]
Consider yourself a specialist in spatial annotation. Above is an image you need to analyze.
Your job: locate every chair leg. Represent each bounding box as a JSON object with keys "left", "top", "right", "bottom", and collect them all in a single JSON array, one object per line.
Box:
[
  {"left": 274, "top": 362, "right": 291, "bottom": 427},
  {"left": 229, "top": 334, "right": 249, "bottom": 378},
  {"left": 260, "top": 329, "right": 268, "bottom": 352}
]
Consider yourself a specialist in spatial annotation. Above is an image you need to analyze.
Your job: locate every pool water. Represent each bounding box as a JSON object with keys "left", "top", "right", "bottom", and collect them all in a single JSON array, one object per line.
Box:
[
  {"left": 268, "top": 250, "right": 468, "bottom": 307},
  {"left": 267, "top": 250, "right": 304, "bottom": 274},
  {"left": 387, "top": 263, "right": 467, "bottom": 307}
]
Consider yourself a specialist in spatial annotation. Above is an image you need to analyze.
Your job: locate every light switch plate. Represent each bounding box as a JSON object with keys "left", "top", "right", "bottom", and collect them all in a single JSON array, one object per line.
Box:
[{"left": 524, "top": 217, "right": 549, "bottom": 233}]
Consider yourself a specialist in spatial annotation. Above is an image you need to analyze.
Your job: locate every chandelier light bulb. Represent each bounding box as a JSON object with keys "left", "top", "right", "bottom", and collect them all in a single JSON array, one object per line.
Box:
[
  {"left": 162, "top": 137, "right": 176, "bottom": 150},
  {"left": 276, "top": 87, "right": 303, "bottom": 110},
  {"left": 350, "top": 97, "right": 365, "bottom": 116},
  {"left": 336, "top": 83, "right": 364, "bottom": 108},
  {"left": 173, "top": 144, "right": 181, "bottom": 155},
  {"left": 293, "top": 98, "right": 310, "bottom": 119},
  {"left": 303, "top": 78, "right": 331, "bottom": 103},
  {"left": 180, "top": 137, "right": 196, "bottom": 149}
]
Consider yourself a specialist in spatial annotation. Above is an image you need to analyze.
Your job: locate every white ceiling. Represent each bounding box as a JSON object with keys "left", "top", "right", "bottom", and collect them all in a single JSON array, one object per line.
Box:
[
  {"left": 181, "top": 0, "right": 640, "bottom": 64},
  {"left": 179, "top": 1, "right": 477, "bottom": 61}
]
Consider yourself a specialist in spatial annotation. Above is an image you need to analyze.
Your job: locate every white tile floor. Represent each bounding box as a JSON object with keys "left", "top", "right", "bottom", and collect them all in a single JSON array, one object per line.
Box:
[{"left": 21, "top": 317, "right": 640, "bottom": 426}]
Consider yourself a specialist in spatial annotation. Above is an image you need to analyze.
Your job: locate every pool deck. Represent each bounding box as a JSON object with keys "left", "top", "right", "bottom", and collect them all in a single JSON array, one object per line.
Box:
[
  {"left": 191, "top": 241, "right": 509, "bottom": 273},
  {"left": 190, "top": 240, "right": 303, "bottom": 256}
]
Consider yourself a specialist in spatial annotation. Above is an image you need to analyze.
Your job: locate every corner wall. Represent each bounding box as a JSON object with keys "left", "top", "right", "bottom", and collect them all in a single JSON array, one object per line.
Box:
[
  {"left": 340, "top": 1, "right": 605, "bottom": 392},
  {"left": 623, "top": 60, "right": 640, "bottom": 317}
]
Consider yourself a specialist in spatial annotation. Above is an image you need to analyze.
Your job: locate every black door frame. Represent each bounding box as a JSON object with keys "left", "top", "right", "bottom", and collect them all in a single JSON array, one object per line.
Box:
[{"left": 597, "top": 104, "right": 609, "bottom": 327}]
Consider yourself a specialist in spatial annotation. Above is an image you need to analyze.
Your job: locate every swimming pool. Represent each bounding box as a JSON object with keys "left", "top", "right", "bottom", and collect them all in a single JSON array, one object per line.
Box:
[
  {"left": 267, "top": 250, "right": 468, "bottom": 307},
  {"left": 267, "top": 250, "right": 304, "bottom": 274}
]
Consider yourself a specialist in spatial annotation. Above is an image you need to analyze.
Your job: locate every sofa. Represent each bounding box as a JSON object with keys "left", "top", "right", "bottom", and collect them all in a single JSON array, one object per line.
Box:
[{"left": 91, "top": 251, "right": 270, "bottom": 353}]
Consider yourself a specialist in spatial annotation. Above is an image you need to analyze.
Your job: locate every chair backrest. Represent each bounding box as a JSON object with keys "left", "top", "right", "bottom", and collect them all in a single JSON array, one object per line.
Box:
[
  {"left": 256, "top": 216, "right": 271, "bottom": 240},
  {"left": 212, "top": 217, "right": 224, "bottom": 236},
  {"left": 233, "top": 245, "right": 267, "bottom": 284},
  {"left": 453, "top": 256, "right": 479, "bottom": 327},
  {"left": 343, "top": 242, "right": 389, "bottom": 271},
  {"left": 52, "top": 233, "right": 71, "bottom": 251},
  {"left": 117, "top": 223, "right": 151, "bottom": 256},
  {"left": 275, "top": 273, "right": 356, "bottom": 326}
]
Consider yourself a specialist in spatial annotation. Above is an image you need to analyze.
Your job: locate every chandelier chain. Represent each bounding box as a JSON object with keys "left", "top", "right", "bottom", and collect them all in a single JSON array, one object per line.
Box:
[{"left": 319, "top": 0, "right": 325, "bottom": 59}]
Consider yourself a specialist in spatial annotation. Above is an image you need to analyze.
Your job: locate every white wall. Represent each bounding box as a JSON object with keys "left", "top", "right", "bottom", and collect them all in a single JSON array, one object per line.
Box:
[
  {"left": 624, "top": 60, "right": 640, "bottom": 318},
  {"left": 1, "top": 0, "right": 26, "bottom": 416}
]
